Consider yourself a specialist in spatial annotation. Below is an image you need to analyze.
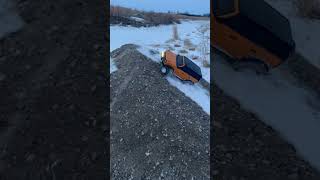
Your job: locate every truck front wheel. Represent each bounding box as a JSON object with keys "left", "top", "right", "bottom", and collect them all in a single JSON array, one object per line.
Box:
[{"left": 160, "top": 63, "right": 170, "bottom": 75}]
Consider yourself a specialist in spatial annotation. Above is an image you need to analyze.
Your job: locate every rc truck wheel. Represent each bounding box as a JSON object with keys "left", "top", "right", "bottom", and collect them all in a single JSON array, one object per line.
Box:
[{"left": 160, "top": 64, "right": 169, "bottom": 75}]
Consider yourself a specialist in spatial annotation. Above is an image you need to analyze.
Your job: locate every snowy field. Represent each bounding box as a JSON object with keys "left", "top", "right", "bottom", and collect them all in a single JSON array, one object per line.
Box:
[
  {"left": 266, "top": 0, "right": 320, "bottom": 69},
  {"left": 110, "top": 20, "right": 210, "bottom": 115}
]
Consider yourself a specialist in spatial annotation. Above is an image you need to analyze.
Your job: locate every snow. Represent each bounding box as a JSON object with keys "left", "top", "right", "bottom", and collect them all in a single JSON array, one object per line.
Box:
[
  {"left": 0, "top": 0, "right": 24, "bottom": 39},
  {"left": 266, "top": 0, "right": 320, "bottom": 69},
  {"left": 110, "top": 57, "right": 118, "bottom": 74},
  {"left": 213, "top": 54, "right": 320, "bottom": 171},
  {"left": 129, "top": 16, "right": 145, "bottom": 22},
  {"left": 110, "top": 20, "right": 210, "bottom": 82},
  {"left": 167, "top": 77, "right": 210, "bottom": 114},
  {"left": 110, "top": 20, "right": 210, "bottom": 115}
]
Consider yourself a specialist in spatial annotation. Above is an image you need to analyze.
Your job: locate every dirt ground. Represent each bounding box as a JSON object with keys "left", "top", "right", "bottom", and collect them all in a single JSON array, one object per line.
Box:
[
  {"left": 110, "top": 44, "right": 210, "bottom": 179},
  {"left": 0, "top": 0, "right": 108, "bottom": 179}
]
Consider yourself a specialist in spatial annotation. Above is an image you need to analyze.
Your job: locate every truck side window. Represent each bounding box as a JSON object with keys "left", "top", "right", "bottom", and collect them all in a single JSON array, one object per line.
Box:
[{"left": 213, "top": 0, "right": 235, "bottom": 16}]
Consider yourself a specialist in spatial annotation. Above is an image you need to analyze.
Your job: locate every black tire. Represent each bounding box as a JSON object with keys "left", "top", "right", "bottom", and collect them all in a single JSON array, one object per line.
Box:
[
  {"left": 233, "top": 58, "right": 270, "bottom": 75},
  {"left": 160, "top": 63, "right": 170, "bottom": 75}
]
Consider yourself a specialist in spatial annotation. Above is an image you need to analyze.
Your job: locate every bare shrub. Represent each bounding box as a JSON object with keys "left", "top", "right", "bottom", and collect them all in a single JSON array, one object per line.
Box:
[
  {"left": 179, "top": 49, "right": 188, "bottom": 54},
  {"left": 183, "top": 38, "right": 194, "bottom": 48},
  {"left": 172, "top": 25, "right": 179, "bottom": 40},
  {"left": 149, "top": 49, "right": 159, "bottom": 55},
  {"left": 202, "top": 60, "right": 210, "bottom": 68},
  {"left": 296, "top": 0, "right": 320, "bottom": 19},
  {"left": 110, "top": 5, "right": 137, "bottom": 17},
  {"left": 144, "top": 12, "right": 180, "bottom": 25},
  {"left": 110, "top": 5, "right": 181, "bottom": 24},
  {"left": 168, "top": 46, "right": 175, "bottom": 51},
  {"left": 192, "top": 55, "right": 199, "bottom": 60},
  {"left": 197, "top": 24, "right": 210, "bottom": 67},
  {"left": 165, "top": 39, "right": 175, "bottom": 44}
]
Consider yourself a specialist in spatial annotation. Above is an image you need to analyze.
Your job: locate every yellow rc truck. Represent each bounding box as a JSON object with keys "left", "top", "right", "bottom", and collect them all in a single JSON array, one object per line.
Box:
[
  {"left": 211, "top": 0, "right": 296, "bottom": 72},
  {"left": 160, "top": 50, "right": 202, "bottom": 83}
]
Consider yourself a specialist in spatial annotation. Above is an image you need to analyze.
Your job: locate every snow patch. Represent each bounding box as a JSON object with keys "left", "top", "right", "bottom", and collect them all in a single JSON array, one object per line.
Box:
[
  {"left": 167, "top": 77, "right": 210, "bottom": 115},
  {"left": 213, "top": 54, "right": 320, "bottom": 171},
  {"left": 110, "top": 57, "right": 118, "bottom": 74}
]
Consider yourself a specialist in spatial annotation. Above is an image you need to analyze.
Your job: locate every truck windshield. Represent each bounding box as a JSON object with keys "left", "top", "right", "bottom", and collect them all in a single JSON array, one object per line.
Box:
[{"left": 213, "top": 0, "right": 235, "bottom": 16}]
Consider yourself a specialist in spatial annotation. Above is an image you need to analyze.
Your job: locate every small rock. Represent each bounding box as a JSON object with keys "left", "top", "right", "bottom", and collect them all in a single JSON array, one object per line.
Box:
[
  {"left": 288, "top": 173, "right": 299, "bottom": 179},
  {"left": 92, "top": 119, "right": 97, "bottom": 127},
  {"left": 25, "top": 65, "right": 31, "bottom": 70},
  {"left": 226, "top": 153, "right": 232, "bottom": 159},
  {"left": 14, "top": 49, "right": 21, "bottom": 56},
  {"left": 0, "top": 72, "right": 7, "bottom": 81},
  {"left": 91, "top": 152, "right": 97, "bottom": 161},
  {"left": 213, "top": 121, "right": 222, "bottom": 128},
  {"left": 262, "top": 160, "right": 270, "bottom": 165},
  {"left": 101, "top": 125, "right": 107, "bottom": 131},
  {"left": 81, "top": 136, "right": 88, "bottom": 141},
  {"left": 212, "top": 170, "right": 219, "bottom": 176},
  {"left": 91, "top": 85, "right": 97, "bottom": 92},
  {"left": 26, "top": 153, "right": 35, "bottom": 162},
  {"left": 0, "top": 56, "right": 6, "bottom": 63},
  {"left": 94, "top": 44, "right": 101, "bottom": 50},
  {"left": 52, "top": 104, "right": 59, "bottom": 110}
]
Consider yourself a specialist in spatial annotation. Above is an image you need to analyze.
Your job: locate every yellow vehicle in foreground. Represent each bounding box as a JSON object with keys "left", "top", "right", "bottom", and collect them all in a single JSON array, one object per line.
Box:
[
  {"left": 211, "top": 0, "right": 295, "bottom": 71},
  {"left": 160, "top": 50, "right": 202, "bottom": 83}
]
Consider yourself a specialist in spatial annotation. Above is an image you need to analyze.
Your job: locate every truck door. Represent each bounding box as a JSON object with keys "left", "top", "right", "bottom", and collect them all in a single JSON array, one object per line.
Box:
[{"left": 212, "top": 0, "right": 242, "bottom": 57}]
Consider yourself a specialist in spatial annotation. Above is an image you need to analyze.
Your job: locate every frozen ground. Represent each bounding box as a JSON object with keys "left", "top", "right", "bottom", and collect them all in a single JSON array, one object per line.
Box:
[
  {"left": 266, "top": 0, "right": 320, "bottom": 69},
  {"left": 213, "top": 53, "right": 320, "bottom": 171},
  {"left": 110, "top": 20, "right": 210, "bottom": 115},
  {"left": 110, "top": 57, "right": 118, "bottom": 74},
  {"left": 0, "top": 0, "right": 24, "bottom": 39}
]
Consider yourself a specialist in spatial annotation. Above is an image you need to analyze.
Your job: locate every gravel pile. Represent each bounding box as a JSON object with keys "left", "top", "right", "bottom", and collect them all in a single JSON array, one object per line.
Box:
[{"left": 110, "top": 44, "right": 210, "bottom": 179}]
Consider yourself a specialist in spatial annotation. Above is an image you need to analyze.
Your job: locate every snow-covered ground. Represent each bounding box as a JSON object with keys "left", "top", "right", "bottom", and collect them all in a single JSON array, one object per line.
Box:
[
  {"left": 214, "top": 53, "right": 320, "bottom": 170},
  {"left": 266, "top": 0, "right": 320, "bottom": 69},
  {"left": 110, "top": 20, "right": 210, "bottom": 115},
  {"left": 0, "top": 0, "right": 24, "bottom": 39},
  {"left": 110, "top": 57, "right": 118, "bottom": 74}
]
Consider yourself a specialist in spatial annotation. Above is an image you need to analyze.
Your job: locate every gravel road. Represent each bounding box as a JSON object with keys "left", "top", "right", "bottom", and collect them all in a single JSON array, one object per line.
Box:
[{"left": 110, "top": 44, "right": 210, "bottom": 179}]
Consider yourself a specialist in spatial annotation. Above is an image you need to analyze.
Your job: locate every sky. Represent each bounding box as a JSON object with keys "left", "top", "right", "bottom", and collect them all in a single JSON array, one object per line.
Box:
[{"left": 110, "top": 0, "right": 210, "bottom": 15}]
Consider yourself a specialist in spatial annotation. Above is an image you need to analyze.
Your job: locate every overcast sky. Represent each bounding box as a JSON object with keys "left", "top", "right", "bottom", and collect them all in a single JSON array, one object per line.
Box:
[{"left": 110, "top": 0, "right": 210, "bottom": 15}]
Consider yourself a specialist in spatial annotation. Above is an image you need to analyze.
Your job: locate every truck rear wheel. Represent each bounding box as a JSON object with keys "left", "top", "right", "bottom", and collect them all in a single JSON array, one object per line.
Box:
[{"left": 233, "top": 58, "right": 270, "bottom": 75}]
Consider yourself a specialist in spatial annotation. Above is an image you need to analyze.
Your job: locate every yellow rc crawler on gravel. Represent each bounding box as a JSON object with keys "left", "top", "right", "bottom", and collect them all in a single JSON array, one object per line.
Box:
[
  {"left": 160, "top": 50, "right": 202, "bottom": 83},
  {"left": 211, "top": 0, "right": 296, "bottom": 71}
]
